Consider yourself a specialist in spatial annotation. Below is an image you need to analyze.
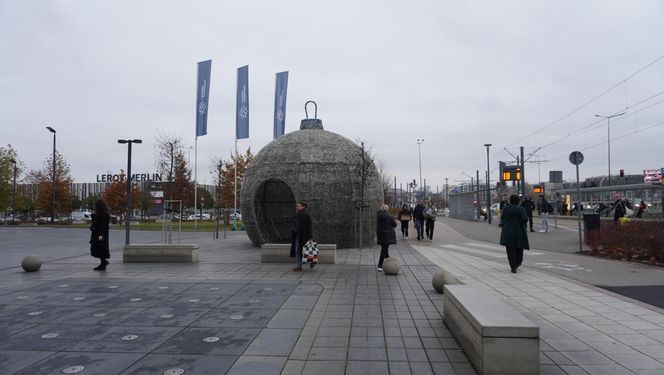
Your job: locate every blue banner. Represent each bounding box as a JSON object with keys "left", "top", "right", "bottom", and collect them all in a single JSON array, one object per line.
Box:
[
  {"left": 273, "top": 71, "right": 289, "bottom": 139},
  {"left": 195, "top": 60, "right": 212, "bottom": 137},
  {"left": 236, "top": 65, "right": 249, "bottom": 139}
]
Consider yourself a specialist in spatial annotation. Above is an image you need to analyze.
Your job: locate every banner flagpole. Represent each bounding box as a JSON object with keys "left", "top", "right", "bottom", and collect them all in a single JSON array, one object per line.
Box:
[
  {"left": 194, "top": 136, "right": 198, "bottom": 229},
  {"left": 234, "top": 138, "right": 238, "bottom": 229}
]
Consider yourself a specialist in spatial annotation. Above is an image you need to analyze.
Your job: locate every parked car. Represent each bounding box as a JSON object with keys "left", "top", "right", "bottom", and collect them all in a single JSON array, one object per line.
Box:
[
  {"left": 229, "top": 212, "right": 242, "bottom": 221},
  {"left": 187, "top": 213, "right": 211, "bottom": 221},
  {"left": 0, "top": 215, "right": 22, "bottom": 225}
]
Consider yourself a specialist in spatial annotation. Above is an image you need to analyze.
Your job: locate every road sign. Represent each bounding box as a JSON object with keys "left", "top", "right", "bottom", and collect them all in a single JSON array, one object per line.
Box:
[{"left": 569, "top": 151, "right": 584, "bottom": 165}]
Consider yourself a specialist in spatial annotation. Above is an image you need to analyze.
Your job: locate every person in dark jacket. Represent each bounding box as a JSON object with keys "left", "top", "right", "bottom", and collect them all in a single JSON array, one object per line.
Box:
[
  {"left": 90, "top": 199, "right": 111, "bottom": 271},
  {"left": 500, "top": 195, "right": 530, "bottom": 273},
  {"left": 521, "top": 196, "right": 535, "bottom": 232},
  {"left": 412, "top": 200, "right": 425, "bottom": 240},
  {"left": 398, "top": 204, "right": 412, "bottom": 239},
  {"left": 290, "top": 201, "right": 312, "bottom": 271},
  {"left": 376, "top": 204, "right": 397, "bottom": 272}
]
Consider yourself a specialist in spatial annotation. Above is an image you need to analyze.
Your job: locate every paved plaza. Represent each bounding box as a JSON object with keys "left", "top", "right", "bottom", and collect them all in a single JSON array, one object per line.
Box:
[{"left": 1, "top": 222, "right": 663, "bottom": 374}]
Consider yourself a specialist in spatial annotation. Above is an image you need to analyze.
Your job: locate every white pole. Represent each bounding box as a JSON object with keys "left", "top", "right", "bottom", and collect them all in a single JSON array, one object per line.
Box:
[
  {"left": 194, "top": 136, "right": 198, "bottom": 229},
  {"left": 234, "top": 139, "right": 238, "bottom": 229}
]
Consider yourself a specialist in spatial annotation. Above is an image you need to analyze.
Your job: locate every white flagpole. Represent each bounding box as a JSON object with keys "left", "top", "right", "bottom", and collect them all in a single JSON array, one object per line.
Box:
[
  {"left": 234, "top": 138, "right": 238, "bottom": 229},
  {"left": 194, "top": 136, "right": 198, "bottom": 229}
]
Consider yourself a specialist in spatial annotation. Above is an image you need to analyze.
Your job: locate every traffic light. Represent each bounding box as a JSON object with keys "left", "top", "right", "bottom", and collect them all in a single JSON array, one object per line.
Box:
[{"left": 620, "top": 169, "right": 624, "bottom": 178}]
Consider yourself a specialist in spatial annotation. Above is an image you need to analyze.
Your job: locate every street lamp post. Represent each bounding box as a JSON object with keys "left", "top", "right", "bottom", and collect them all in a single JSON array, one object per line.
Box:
[
  {"left": 118, "top": 139, "right": 142, "bottom": 245},
  {"left": 417, "top": 139, "right": 424, "bottom": 200},
  {"left": 9, "top": 158, "right": 16, "bottom": 219},
  {"left": 46, "top": 127, "right": 56, "bottom": 223},
  {"left": 484, "top": 144, "right": 492, "bottom": 224},
  {"left": 595, "top": 113, "right": 625, "bottom": 186}
]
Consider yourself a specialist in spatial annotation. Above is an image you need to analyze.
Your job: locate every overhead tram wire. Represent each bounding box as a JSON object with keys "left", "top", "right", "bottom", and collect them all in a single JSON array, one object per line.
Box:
[
  {"left": 542, "top": 118, "right": 664, "bottom": 164},
  {"left": 536, "top": 96, "right": 664, "bottom": 151},
  {"left": 507, "top": 55, "right": 664, "bottom": 148}
]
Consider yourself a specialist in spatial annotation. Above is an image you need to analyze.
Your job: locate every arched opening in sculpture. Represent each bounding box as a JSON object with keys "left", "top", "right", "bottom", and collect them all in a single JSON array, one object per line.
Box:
[{"left": 254, "top": 178, "right": 296, "bottom": 243}]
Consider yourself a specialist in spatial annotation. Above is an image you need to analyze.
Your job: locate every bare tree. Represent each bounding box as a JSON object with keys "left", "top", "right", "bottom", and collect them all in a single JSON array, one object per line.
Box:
[
  {"left": 355, "top": 140, "right": 377, "bottom": 250},
  {"left": 154, "top": 132, "right": 184, "bottom": 200},
  {"left": 376, "top": 159, "right": 393, "bottom": 207}
]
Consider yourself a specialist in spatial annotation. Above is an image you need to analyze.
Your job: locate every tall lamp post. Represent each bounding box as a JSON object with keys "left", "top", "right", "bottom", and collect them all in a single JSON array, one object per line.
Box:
[
  {"left": 117, "top": 139, "right": 142, "bottom": 245},
  {"left": 46, "top": 127, "right": 56, "bottom": 223},
  {"left": 9, "top": 158, "right": 17, "bottom": 220},
  {"left": 417, "top": 139, "right": 424, "bottom": 200},
  {"left": 484, "top": 144, "right": 492, "bottom": 224},
  {"left": 595, "top": 113, "right": 625, "bottom": 186}
]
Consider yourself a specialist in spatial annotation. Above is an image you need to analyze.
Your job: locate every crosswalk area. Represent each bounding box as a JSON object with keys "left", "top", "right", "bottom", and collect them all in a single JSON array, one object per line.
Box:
[{"left": 437, "top": 242, "right": 543, "bottom": 259}]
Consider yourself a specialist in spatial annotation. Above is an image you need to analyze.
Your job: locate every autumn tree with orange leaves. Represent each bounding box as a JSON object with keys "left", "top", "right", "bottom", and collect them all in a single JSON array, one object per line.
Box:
[
  {"left": 101, "top": 170, "right": 141, "bottom": 217},
  {"left": 34, "top": 151, "right": 73, "bottom": 216},
  {"left": 210, "top": 148, "right": 253, "bottom": 209}
]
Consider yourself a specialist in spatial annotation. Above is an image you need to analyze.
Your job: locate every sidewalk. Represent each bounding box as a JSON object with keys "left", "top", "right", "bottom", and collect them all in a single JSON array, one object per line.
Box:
[
  {"left": 0, "top": 225, "right": 663, "bottom": 374},
  {"left": 413, "top": 221, "right": 664, "bottom": 375}
]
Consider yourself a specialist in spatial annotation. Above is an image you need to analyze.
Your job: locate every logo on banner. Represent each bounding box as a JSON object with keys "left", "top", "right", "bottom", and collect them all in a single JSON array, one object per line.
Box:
[
  {"left": 198, "top": 101, "right": 207, "bottom": 115},
  {"left": 276, "top": 110, "right": 284, "bottom": 121},
  {"left": 239, "top": 86, "right": 248, "bottom": 118}
]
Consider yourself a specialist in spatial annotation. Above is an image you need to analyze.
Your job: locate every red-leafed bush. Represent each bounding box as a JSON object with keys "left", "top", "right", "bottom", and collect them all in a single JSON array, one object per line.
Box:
[{"left": 585, "top": 220, "right": 664, "bottom": 265}]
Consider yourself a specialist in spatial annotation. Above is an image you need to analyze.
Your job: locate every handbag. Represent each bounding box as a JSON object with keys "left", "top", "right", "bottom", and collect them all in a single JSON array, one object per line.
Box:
[
  {"left": 623, "top": 203, "right": 634, "bottom": 218},
  {"left": 303, "top": 240, "right": 319, "bottom": 264},
  {"left": 399, "top": 214, "right": 412, "bottom": 221}
]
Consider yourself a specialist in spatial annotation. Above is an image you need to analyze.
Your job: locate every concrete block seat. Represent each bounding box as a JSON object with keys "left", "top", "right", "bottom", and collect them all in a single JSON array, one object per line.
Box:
[
  {"left": 260, "top": 243, "right": 336, "bottom": 264},
  {"left": 123, "top": 244, "right": 199, "bottom": 263},
  {"left": 443, "top": 285, "right": 539, "bottom": 375}
]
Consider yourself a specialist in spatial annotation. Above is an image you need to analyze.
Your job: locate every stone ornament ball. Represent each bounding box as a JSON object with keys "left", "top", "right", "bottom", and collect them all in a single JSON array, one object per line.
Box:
[{"left": 21, "top": 256, "right": 42, "bottom": 272}]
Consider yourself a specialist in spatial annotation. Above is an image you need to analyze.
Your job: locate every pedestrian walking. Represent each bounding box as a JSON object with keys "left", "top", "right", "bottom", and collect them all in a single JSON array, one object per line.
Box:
[
  {"left": 499, "top": 194, "right": 530, "bottom": 273},
  {"left": 424, "top": 200, "right": 437, "bottom": 241},
  {"left": 376, "top": 203, "right": 397, "bottom": 272},
  {"left": 413, "top": 200, "right": 425, "bottom": 240},
  {"left": 290, "top": 201, "right": 312, "bottom": 272},
  {"left": 613, "top": 196, "right": 632, "bottom": 223},
  {"left": 90, "top": 199, "right": 110, "bottom": 271},
  {"left": 636, "top": 200, "right": 647, "bottom": 218},
  {"left": 539, "top": 195, "right": 552, "bottom": 232},
  {"left": 521, "top": 196, "right": 535, "bottom": 232},
  {"left": 398, "top": 204, "right": 412, "bottom": 239}
]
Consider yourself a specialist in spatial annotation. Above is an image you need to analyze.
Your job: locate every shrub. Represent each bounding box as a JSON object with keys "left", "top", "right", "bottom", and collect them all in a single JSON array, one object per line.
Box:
[{"left": 585, "top": 220, "right": 664, "bottom": 265}]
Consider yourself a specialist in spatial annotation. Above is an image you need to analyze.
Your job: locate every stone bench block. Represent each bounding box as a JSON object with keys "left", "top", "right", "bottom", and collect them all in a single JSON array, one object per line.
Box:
[
  {"left": 123, "top": 244, "right": 199, "bottom": 263},
  {"left": 443, "top": 285, "right": 539, "bottom": 375},
  {"left": 261, "top": 243, "right": 336, "bottom": 264}
]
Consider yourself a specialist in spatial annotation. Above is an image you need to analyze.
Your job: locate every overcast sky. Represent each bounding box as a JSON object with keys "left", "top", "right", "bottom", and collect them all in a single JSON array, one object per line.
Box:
[{"left": 1, "top": 0, "right": 663, "bottom": 193}]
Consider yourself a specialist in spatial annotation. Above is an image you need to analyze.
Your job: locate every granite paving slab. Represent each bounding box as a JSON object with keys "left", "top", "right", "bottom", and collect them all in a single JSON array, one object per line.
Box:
[
  {"left": 116, "top": 306, "right": 210, "bottom": 327},
  {"left": 120, "top": 353, "right": 238, "bottom": 375},
  {"left": 154, "top": 327, "right": 260, "bottom": 355},
  {"left": 66, "top": 325, "right": 182, "bottom": 353},
  {"left": 192, "top": 306, "right": 277, "bottom": 328},
  {"left": 244, "top": 328, "right": 300, "bottom": 356},
  {"left": 226, "top": 355, "right": 288, "bottom": 375},
  {"left": 0, "top": 323, "right": 107, "bottom": 351},
  {"left": 50, "top": 306, "right": 146, "bottom": 325},
  {"left": 13, "top": 351, "right": 144, "bottom": 375},
  {"left": 0, "top": 350, "right": 55, "bottom": 373}
]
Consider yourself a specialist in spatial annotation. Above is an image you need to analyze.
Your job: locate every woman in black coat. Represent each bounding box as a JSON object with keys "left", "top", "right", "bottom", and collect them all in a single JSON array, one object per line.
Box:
[
  {"left": 376, "top": 204, "right": 397, "bottom": 272},
  {"left": 90, "top": 199, "right": 111, "bottom": 271},
  {"left": 290, "top": 202, "right": 312, "bottom": 271},
  {"left": 398, "top": 204, "right": 412, "bottom": 239},
  {"left": 499, "top": 194, "right": 529, "bottom": 273}
]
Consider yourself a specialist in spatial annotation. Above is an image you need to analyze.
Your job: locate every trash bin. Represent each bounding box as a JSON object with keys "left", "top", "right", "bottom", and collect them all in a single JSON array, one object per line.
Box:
[{"left": 583, "top": 213, "right": 600, "bottom": 242}]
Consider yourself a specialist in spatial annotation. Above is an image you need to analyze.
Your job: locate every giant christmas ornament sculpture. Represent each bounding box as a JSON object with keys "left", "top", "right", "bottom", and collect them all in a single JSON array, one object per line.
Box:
[{"left": 241, "top": 102, "right": 383, "bottom": 249}]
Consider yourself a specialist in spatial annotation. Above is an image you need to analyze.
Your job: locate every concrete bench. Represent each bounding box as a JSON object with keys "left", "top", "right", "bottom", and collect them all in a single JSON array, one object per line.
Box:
[
  {"left": 261, "top": 243, "right": 336, "bottom": 264},
  {"left": 443, "top": 285, "right": 539, "bottom": 375},
  {"left": 123, "top": 244, "right": 199, "bottom": 263}
]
